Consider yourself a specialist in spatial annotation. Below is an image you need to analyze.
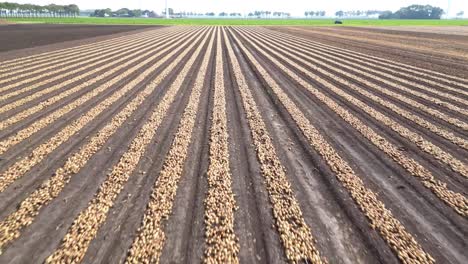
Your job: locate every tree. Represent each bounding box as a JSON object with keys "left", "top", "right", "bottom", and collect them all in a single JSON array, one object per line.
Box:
[
  {"left": 456, "top": 11, "right": 464, "bottom": 17},
  {"left": 67, "top": 4, "right": 79, "bottom": 17},
  {"left": 1, "top": 2, "right": 17, "bottom": 17},
  {"left": 379, "top": 4, "right": 444, "bottom": 19},
  {"left": 396, "top": 5, "right": 443, "bottom": 19},
  {"left": 378, "top": 11, "right": 393, "bottom": 19},
  {"left": 115, "top": 8, "right": 129, "bottom": 16},
  {"left": 131, "top": 9, "right": 142, "bottom": 17},
  {"left": 335, "top": 10, "right": 344, "bottom": 17}
]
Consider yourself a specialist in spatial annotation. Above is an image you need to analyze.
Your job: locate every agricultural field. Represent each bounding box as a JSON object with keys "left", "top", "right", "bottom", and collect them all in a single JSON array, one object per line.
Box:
[
  {"left": 269, "top": 26, "right": 468, "bottom": 77},
  {"left": 5, "top": 17, "right": 468, "bottom": 26},
  {"left": 0, "top": 24, "right": 154, "bottom": 53},
  {"left": 0, "top": 25, "right": 467, "bottom": 264}
]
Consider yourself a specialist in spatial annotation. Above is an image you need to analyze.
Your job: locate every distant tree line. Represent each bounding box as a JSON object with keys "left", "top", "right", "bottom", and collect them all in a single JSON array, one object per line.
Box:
[
  {"left": 0, "top": 2, "right": 79, "bottom": 17},
  {"left": 162, "top": 9, "right": 216, "bottom": 18},
  {"left": 218, "top": 12, "right": 242, "bottom": 17},
  {"left": 334, "top": 10, "right": 386, "bottom": 18},
  {"left": 304, "top": 11, "right": 326, "bottom": 18},
  {"left": 91, "top": 8, "right": 158, "bottom": 18},
  {"left": 246, "top": 11, "right": 291, "bottom": 18},
  {"left": 172, "top": 11, "right": 210, "bottom": 17},
  {"left": 378, "top": 5, "right": 444, "bottom": 19}
]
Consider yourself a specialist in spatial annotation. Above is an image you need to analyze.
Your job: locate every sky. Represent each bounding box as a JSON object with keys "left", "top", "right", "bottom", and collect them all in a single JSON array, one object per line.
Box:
[{"left": 13, "top": 0, "right": 468, "bottom": 17}]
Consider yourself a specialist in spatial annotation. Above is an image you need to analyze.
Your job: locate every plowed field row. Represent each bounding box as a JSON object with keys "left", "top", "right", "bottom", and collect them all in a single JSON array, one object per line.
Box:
[{"left": 0, "top": 26, "right": 466, "bottom": 264}]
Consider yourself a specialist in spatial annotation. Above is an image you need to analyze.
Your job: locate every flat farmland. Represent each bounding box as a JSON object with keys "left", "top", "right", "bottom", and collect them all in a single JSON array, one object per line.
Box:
[
  {"left": 0, "top": 26, "right": 467, "bottom": 264},
  {"left": 268, "top": 26, "right": 468, "bottom": 78},
  {"left": 0, "top": 24, "right": 155, "bottom": 54}
]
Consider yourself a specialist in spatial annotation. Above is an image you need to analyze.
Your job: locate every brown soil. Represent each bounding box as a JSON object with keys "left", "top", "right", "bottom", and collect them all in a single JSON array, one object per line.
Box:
[
  {"left": 267, "top": 26, "right": 468, "bottom": 78},
  {"left": 368, "top": 26, "right": 468, "bottom": 36},
  {"left": 0, "top": 19, "right": 13, "bottom": 25},
  {"left": 0, "top": 24, "right": 158, "bottom": 54},
  {"left": 0, "top": 26, "right": 466, "bottom": 264}
]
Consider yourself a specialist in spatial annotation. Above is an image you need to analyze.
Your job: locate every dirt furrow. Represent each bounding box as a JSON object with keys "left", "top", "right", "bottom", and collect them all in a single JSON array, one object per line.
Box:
[
  {"left": 0, "top": 28, "right": 203, "bottom": 193},
  {"left": 44, "top": 28, "right": 209, "bottom": 264},
  {"left": 269, "top": 27, "right": 468, "bottom": 91},
  {"left": 247, "top": 28, "right": 468, "bottom": 135},
  {"left": 224, "top": 28, "right": 324, "bottom": 263},
  {"left": 267, "top": 27, "right": 468, "bottom": 88},
  {"left": 0, "top": 27, "right": 178, "bottom": 100},
  {"left": 0, "top": 25, "right": 465, "bottom": 264},
  {"left": 295, "top": 27, "right": 468, "bottom": 60},
  {"left": 228, "top": 27, "right": 435, "bottom": 264},
  {"left": 0, "top": 27, "right": 203, "bottom": 254},
  {"left": 0, "top": 28, "right": 188, "bottom": 114},
  {"left": 233, "top": 28, "right": 468, "bottom": 217},
  {"left": 0, "top": 28, "right": 157, "bottom": 73},
  {"left": 238, "top": 28, "right": 468, "bottom": 177},
  {"left": 0, "top": 28, "right": 199, "bottom": 157},
  {"left": 0, "top": 28, "right": 184, "bottom": 99},
  {"left": 0, "top": 30, "right": 162, "bottom": 83},
  {"left": 201, "top": 28, "right": 240, "bottom": 264},
  {"left": 125, "top": 28, "right": 215, "bottom": 264},
  {"left": 252, "top": 28, "right": 468, "bottom": 118},
  {"left": 263, "top": 29, "right": 468, "bottom": 103}
]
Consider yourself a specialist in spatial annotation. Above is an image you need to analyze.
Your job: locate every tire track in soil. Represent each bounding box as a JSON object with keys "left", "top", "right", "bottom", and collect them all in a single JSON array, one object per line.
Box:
[
  {"left": 237, "top": 28, "right": 468, "bottom": 179},
  {"left": 124, "top": 27, "right": 215, "bottom": 264},
  {"left": 219, "top": 29, "right": 278, "bottom": 263},
  {"left": 228, "top": 27, "right": 435, "bottom": 264},
  {"left": 44, "top": 28, "right": 210, "bottom": 264},
  {"left": 202, "top": 28, "right": 240, "bottom": 263},
  {"left": 232, "top": 28, "right": 468, "bottom": 217},
  {"left": 0, "top": 28, "right": 204, "bottom": 193},
  {"left": 224, "top": 28, "right": 325, "bottom": 264},
  {"left": 159, "top": 53, "right": 214, "bottom": 264}
]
